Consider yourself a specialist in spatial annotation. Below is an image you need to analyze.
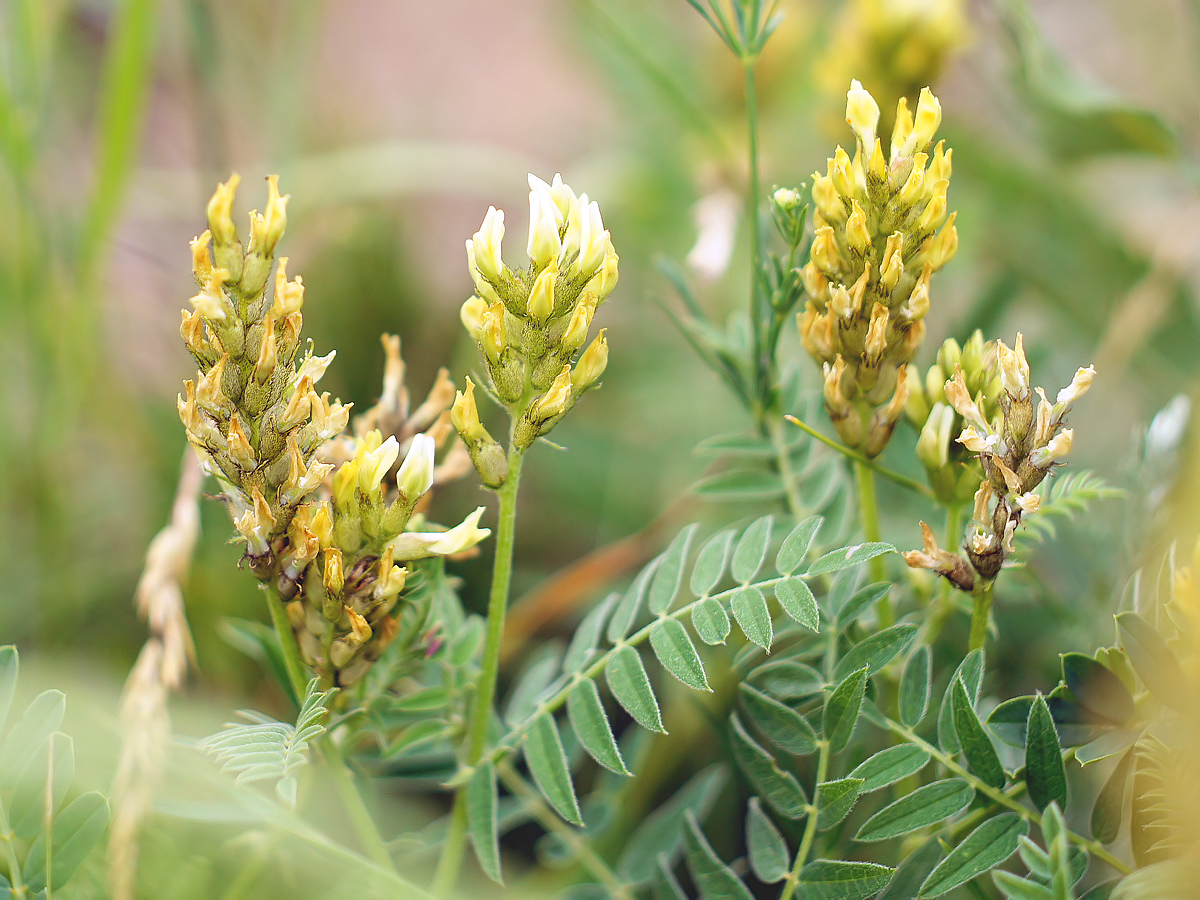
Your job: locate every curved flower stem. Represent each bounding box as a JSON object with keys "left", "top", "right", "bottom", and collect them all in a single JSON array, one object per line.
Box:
[
  {"left": 786, "top": 416, "right": 936, "bottom": 499},
  {"left": 779, "top": 739, "right": 829, "bottom": 900},
  {"left": 434, "top": 448, "right": 526, "bottom": 894},
  {"left": 855, "top": 461, "right": 893, "bottom": 627},
  {"left": 770, "top": 413, "right": 805, "bottom": 519},
  {"left": 968, "top": 577, "right": 995, "bottom": 653},
  {"left": 264, "top": 583, "right": 309, "bottom": 706}
]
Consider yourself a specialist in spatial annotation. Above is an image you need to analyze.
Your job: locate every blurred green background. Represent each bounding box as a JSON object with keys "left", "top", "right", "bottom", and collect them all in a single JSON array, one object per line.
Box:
[{"left": 1, "top": 0, "right": 1196, "bottom": 715}]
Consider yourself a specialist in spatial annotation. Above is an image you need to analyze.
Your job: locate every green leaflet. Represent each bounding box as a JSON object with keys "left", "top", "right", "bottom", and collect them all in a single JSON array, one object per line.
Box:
[
  {"left": 692, "top": 598, "right": 732, "bottom": 645},
  {"left": 693, "top": 469, "right": 786, "bottom": 501},
  {"left": 683, "top": 813, "right": 755, "bottom": 900},
  {"left": 749, "top": 660, "right": 825, "bottom": 700},
  {"left": 566, "top": 679, "right": 630, "bottom": 776},
  {"left": 775, "top": 577, "right": 820, "bottom": 631},
  {"left": 732, "top": 515, "right": 774, "bottom": 583},
  {"left": 952, "top": 678, "right": 1007, "bottom": 790},
  {"left": 1061, "top": 652, "right": 1134, "bottom": 724},
  {"left": 690, "top": 529, "right": 736, "bottom": 597},
  {"left": 649, "top": 524, "right": 699, "bottom": 615},
  {"left": 992, "top": 870, "right": 1057, "bottom": 900},
  {"left": 796, "top": 860, "right": 893, "bottom": 900},
  {"left": 855, "top": 779, "right": 974, "bottom": 842},
  {"left": 505, "top": 646, "right": 562, "bottom": 726},
  {"left": 939, "top": 649, "right": 985, "bottom": 753},
  {"left": 649, "top": 618, "right": 711, "bottom": 691},
  {"left": 817, "top": 777, "right": 863, "bottom": 830},
  {"left": 746, "top": 798, "right": 790, "bottom": 883},
  {"left": 563, "top": 593, "right": 618, "bottom": 674},
  {"left": 805, "top": 542, "right": 894, "bottom": 577},
  {"left": 523, "top": 713, "right": 583, "bottom": 825},
  {"left": 606, "top": 645, "right": 665, "bottom": 733},
  {"left": 23, "top": 791, "right": 110, "bottom": 894},
  {"left": 10, "top": 732, "right": 74, "bottom": 840},
  {"left": 729, "top": 713, "right": 807, "bottom": 819},
  {"left": 836, "top": 582, "right": 890, "bottom": 628},
  {"left": 877, "top": 836, "right": 945, "bottom": 900},
  {"left": 1026, "top": 695, "right": 1068, "bottom": 812},
  {"left": 0, "top": 646, "right": 17, "bottom": 735},
  {"left": 834, "top": 623, "right": 919, "bottom": 682},
  {"left": 918, "top": 813, "right": 1027, "bottom": 897},
  {"left": 467, "top": 762, "right": 502, "bottom": 884},
  {"left": 738, "top": 684, "right": 818, "bottom": 755},
  {"left": 1091, "top": 746, "right": 1133, "bottom": 844},
  {"left": 731, "top": 585, "right": 773, "bottom": 650},
  {"left": 775, "top": 516, "right": 822, "bottom": 575},
  {"left": 607, "top": 556, "right": 662, "bottom": 643},
  {"left": 824, "top": 666, "right": 869, "bottom": 753},
  {"left": 0, "top": 690, "right": 66, "bottom": 776},
  {"left": 849, "top": 744, "right": 930, "bottom": 793},
  {"left": 1115, "top": 612, "right": 1191, "bottom": 713}
]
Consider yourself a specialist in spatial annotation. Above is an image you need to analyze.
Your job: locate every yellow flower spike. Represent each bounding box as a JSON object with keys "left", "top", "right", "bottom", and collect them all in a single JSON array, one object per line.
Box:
[
  {"left": 278, "top": 376, "right": 314, "bottom": 430},
  {"left": 811, "top": 225, "right": 843, "bottom": 273},
  {"left": 917, "top": 181, "right": 948, "bottom": 231},
  {"left": 903, "top": 87, "right": 943, "bottom": 156},
  {"left": 917, "top": 402, "right": 955, "bottom": 469},
  {"left": 253, "top": 318, "right": 278, "bottom": 385},
  {"left": 902, "top": 270, "right": 931, "bottom": 321},
  {"left": 471, "top": 206, "right": 506, "bottom": 284},
  {"left": 310, "top": 501, "right": 333, "bottom": 548},
  {"left": 846, "top": 79, "right": 880, "bottom": 150},
  {"left": 897, "top": 156, "right": 927, "bottom": 206},
  {"left": 880, "top": 233, "right": 905, "bottom": 291},
  {"left": 533, "top": 366, "right": 574, "bottom": 421},
  {"left": 561, "top": 293, "right": 598, "bottom": 352},
  {"left": 831, "top": 146, "right": 857, "bottom": 198},
  {"left": 928, "top": 141, "right": 952, "bottom": 184},
  {"left": 396, "top": 433, "right": 436, "bottom": 502},
  {"left": 323, "top": 547, "right": 344, "bottom": 597},
  {"left": 481, "top": 302, "right": 505, "bottom": 363},
  {"left": 188, "top": 270, "right": 230, "bottom": 322},
  {"left": 206, "top": 174, "right": 241, "bottom": 246},
  {"left": 868, "top": 139, "right": 888, "bottom": 183},
  {"left": 191, "top": 230, "right": 214, "bottom": 283},
  {"left": 812, "top": 171, "right": 841, "bottom": 221},
  {"left": 576, "top": 199, "right": 609, "bottom": 278},
  {"left": 572, "top": 329, "right": 608, "bottom": 391},
  {"left": 997, "top": 333, "right": 1030, "bottom": 399},
  {"left": 226, "top": 414, "right": 256, "bottom": 469},
  {"left": 451, "top": 376, "right": 491, "bottom": 443},
  {"left": 890, "top": 97, "right": 914, "bottom": 163},
  {"left": 332, "top": 452, "right": 364, "bottom": 508},
  {"left": 195, "top": 354, "right": 227, "bottom": 408},
  {"left": 829, "top": 285, "right": 856, "bottom": 319},
  {"left": 527, "top": 180, "right": 562, "bottom": 271},
  {"left": 1055, "top": 365, "right": 1096, "bottom": 410},
  {"left": 358, "top": 435, "right": 399, "bottom": 495},
  {"left": 527, "top": 263, "right": 556, "bottom": 323},
  {"left": 460, "top": 295, "right": 488, "bottom": 338},
  {"left": 823, "top": 356, "right": 851, "bottom": 415},
  {"left": 180, "top": 310, "right": 207, "bottom": 356},
  {"left": 864, "top": 302, "right": 889, "bottom": 364},
  {"left": 590, "top": 245, "right": 620, "bottom": 300}
]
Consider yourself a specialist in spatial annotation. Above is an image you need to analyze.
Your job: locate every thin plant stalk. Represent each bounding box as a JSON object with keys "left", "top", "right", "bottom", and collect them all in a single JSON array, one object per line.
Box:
[
  {"left": 743, "top": 58, "right": 765, "bottom": 421},
  {"left": 434, "top": 448, "right": 526, "bottom": 893},
  {"left": 779, "top": 739, "right": 830, "bottom": 900},
  {"left": 969, "top": 578, "right": 995, "bottom": 653},
  {"left": 855, "top": 461, "right": 894, "bottom": 626}
]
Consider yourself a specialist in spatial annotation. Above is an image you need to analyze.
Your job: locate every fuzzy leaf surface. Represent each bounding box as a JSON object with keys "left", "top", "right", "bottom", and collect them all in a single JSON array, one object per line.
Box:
[
  {"left": 855, "top": 779, "right": 974, "bottom": 842},
  {"left": 650, "top": 524, "right": 699, "bottom": 615},
  {"left": 775, "top": 516, "right": 822, "bottom": 575},
  {"left": 774, "top": 577, "right": 819, "bottom": 631},
  {"left": 731, "top": 586, "right": 772, "bottom": 650},
  {"left": 729, "top": 714, "right": 807, "bottom": 819},
  {"left": 606, "top": 645, "right": 665, "bottom": 733},
  {"left": 649, "top": 619, "right": 710, "bottom": 691},
  {"left": 523, "top": 713, "right": 582, "bottom": 825},
  {"left": 746, "top": 798, "right": 789, "bottom": 883},
  {"left": 918, "top": 813, "right": 1027, "bottom": 897},
  {"left": 566, "top": 679, "right": 629, "bottom": 775}
]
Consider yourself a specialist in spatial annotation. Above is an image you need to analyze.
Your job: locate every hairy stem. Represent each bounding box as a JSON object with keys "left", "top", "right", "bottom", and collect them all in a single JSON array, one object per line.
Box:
[
  {"left": 264, "top": 583, "right": 309, "bottom": 706},
  {"left": 969, "top": 578, "right": 995, "bottom": 653},
  {"left": 434, "top": 448, "right": 525, "bottom": 894},
  {"left": 770, "top": 414, "right": 805, "bottom": 519},
  {"left": 855, "top": 461, "right": 893, "bottom": 627},
  {"left": 787, "top": 416, "right": 936, "bottom": 499},
  {"left": 323, "top": 738, "right": 395, "bottom": 872},
  {"left": 780, "top": 739, "right": 830, "bottom": 900}
]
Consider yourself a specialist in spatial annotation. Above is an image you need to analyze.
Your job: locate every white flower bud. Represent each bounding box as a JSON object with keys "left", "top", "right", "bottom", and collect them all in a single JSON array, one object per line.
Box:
[{"left": 396, "top": 433, "right": 436, "bottom": 501}]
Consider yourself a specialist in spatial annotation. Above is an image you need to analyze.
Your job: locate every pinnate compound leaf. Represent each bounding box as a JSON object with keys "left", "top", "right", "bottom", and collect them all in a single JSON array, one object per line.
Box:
[
  {"left": 1091, "top": 746, "right": 1133, "bottom": 844},
  {"left": 1026, "top": 695, "right": 1068, "bottom": 812},
  {"left": 900, "top": 646, "right": 933, "bottom": 727},
  {"left": 0, "top": 690, "right": 66, "bottom": 775},
  {"left": 850, "top": 744, "right": 930, "bottom": 793},
  {"left": 563, "top": 593, "right": 618, "bottom": 674},
  {"left": 683, "top": 813, "right": 755, "bottom": 900},
  {"left": 797, "top": 860, "right": 893, "bottom": 900},
  {"left": 855, "top": 779, "right": 974, "bottom": 842},
  {"left": 608, "top": 557, "right": 662, "bottom": 643},
  {"left": 729, "top": 714, "right": 807, "bottom": 819},
  {"left": 1115, "top": 612, "right": 1191, "bottom": 713},
  {"left": 775, "top": 516, "right": 822, "bottom": 575},
  {"left": 523, "top": 713, "right": 582, "bottom": 825},
  {"left": 939, "top": 649, "right": 985, "bottom": 753},
  {"left": 834, "top": 623, "right": 919, "bottom": 682},
  {"left": 650, "top": 524, "right": 699, "bottom": 615},
  {"left": 505, "top": 646, "right": 562, "bottom": 726},
  {"left": 992, "top": 870, "right": 1057, "bottom": 900},
  {"left": 952, "top": 678, "right": 1007, "bottom": 790},
  {"left": 566, "top": 679, "right": 630, "bottom": 776},
  {"left": 1061, "top": 652, "right": 1135, "bottom": 724},
  {"left": 805, "top": 542, "right": 894, "bottom": 577},
  {"left": 877, "top": 836, "right": 945, "bottom": 900},
  {"left": 750, "top": 660, "right": 824, "bottom": 700},
  {"left": 836, "top": 582, "right": 892, "bottom": 628},
  {"left": 617, "top": 766, "right": 727, "bottom": 883},
  {"left": 22, "top": 791, "right": 109, "bottom": 893},
  {"left": 693, "top": 469, "right": 786, "bottom": 501},
  {"left": 731, "top": 586, "right": 772, "bottom": 650},
  {"left": 824, "top": 666, "right": 868, "bottom": 753},
  {"left": 817, "top": 777, "right": 863, "bottom": 830},
  {"left": 918, "top": 813, "right": 1027, "bottom": 897},
  {"left": 11, "top": 733, "right": 74, "bottom": 839},
  {"left": 738, "top": 685, "right": 818, "bottom": 755},
  {"left": 693, "top": 432, "right": 776, "bottom": 457},
  {"left": 746, "top": 798, "right": 789, "bottom": 883},
  {"left": 649, "top": 619, "right": 710, "bottom": 691},
  {"left": 692, "top": 599, "right": 731, "bottom": 645},
  {"left": 606, "top": 645, "right": 665, "bottom": 733},
  {"left": 467, "top": 762, "right": 502, "bottom": 884},
  {"left": 690, "top": 529, "right": 736, "bottom": 597},
  {"left": 774, "top": 577, "right": 819, "bottom": 631},
  {"left": 0, "top": 646, "right": 17, "bottom": 736},
  {"left": 732, "top": 515, "right": 774, "bottom": 584},
  {"left": 654, "top": 855, "right": 689, "bottom": 900}
]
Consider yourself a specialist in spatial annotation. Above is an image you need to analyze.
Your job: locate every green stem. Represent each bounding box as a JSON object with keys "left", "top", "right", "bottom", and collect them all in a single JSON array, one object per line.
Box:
[
  {"left": 855, "top": 461, "right": 893, "bottom": 627},
  {"left": 787, "top": 416, "right": 936, "bottom": 499},
  {"left": 743, "top": 58, "right": 765, "bottom": 417},
  {"left": 497, "top": 762, "right": 633, "bottom": 899},
  {"left": 968, "top": 578, "right": 995, "bottom": 653},
  {"left": 780, "top": 739, "right": 830, "bottom": 900},
  {"left": 925, "top": 503, "right": 965, "bottom": 646},
  {"left": 770, "top": 414, "right": 805, "bottom": 518},
  {"left": 433, "top": 449, "right": 526, "bottom": 895},
  {"left": 263, "top": 583, "right": 309, "bottom": 706},
  {"left": 0, "top": 794, "right": 25, "bottom": 896},
  {"left": 881, "top": 714, "right": 1132, "bottom": 875},
  {"left": 323, "top": 738, "right": 395, "bottom": 872}
]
